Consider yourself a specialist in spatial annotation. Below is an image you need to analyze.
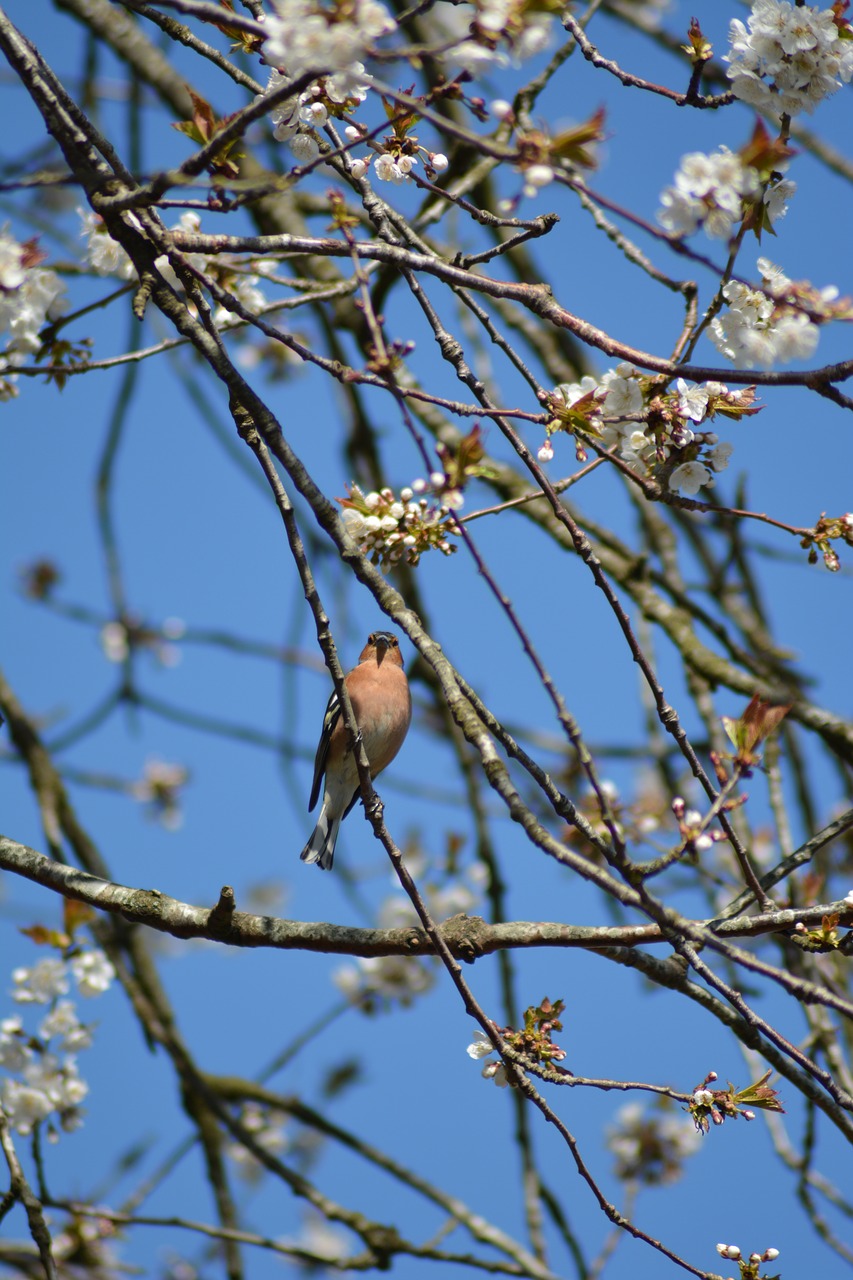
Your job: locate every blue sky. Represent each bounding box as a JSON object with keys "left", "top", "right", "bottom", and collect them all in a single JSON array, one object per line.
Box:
[{"left": 2, "top": 2, "right": 853, "bottom": 1277}]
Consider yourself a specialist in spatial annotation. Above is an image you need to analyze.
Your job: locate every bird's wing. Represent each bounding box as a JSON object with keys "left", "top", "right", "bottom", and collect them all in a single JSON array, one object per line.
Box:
[{"left": 308, "top": 688, "right": 341, "bottom": 811}]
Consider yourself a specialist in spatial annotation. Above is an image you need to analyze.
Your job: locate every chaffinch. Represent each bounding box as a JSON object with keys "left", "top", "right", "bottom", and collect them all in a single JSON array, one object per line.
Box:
[{"left": 300, "top": 631, "right": 412, "bottom": 870}]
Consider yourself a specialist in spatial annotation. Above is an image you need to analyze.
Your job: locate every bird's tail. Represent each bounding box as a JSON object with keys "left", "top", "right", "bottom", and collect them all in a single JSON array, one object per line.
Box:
[{"left": 299, "top": 809, "right": 341, "bottom": 871}]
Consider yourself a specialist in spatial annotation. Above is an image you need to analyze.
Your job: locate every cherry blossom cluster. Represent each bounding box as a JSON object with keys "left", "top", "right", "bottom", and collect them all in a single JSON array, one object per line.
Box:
[
  {"left": 687, "top": 1068, "right": 783, "bottom": 1135},
  {"left": 1, "top": 948, "right": 114, "bottom": 1137},
  {"left": 335, "top": 952, "right": 436, "bottom": 1009},
  {"left": 261, "top": 0, "right": 396, "bottom": 84},
  {"left": 557, "top": 774, "right": 672, "bottom": 861},
  {"left": 79, "top": 208, "right": 138, "bottom": 280},
  {"left": 335, "top": 853, "right": 481, "bottom": 1010},
  {"left": 255, "top": 65, "right": 371, "bottom": 166},
  {"left": 132, "top": 758, "right": 190, "bottom": 830},
  {"left": 257, "top": 62, "right": 449, "bottom": 184},
  {"left": 671, "top": 795, "right": 726, "bottom": 854},
  {"left": 100, "top": 613, "right": 185, "bottom": 665},
  {"left": 726, "top": 0, "right": 853, "bottom": 117},
  {"left": 0, "top": 226, "right": 66, "bottom": 399},
  {"left": 759, "top": 255, "right": 853, "bottom": 321},
  {"left": 338, "top": 478, "right": 463, "bottom": 566},
  {"left": 542, "top": 364, "right": 759, "bottom": 497},
  {"left": 606, "top": 1101, "right": 701, "bottom": 1185},
  {"left": 440, "top": 0, "right": 556, "bottom": 73},
  {"left": 256, "top": 1, "right": 549, "bottom": 183},
  {"left": 801, "top": 510, "right": 853, "bottom": 572},
  {"left": 467, "top": 997, "right": 567, "bottom": 1089},
  {"left": 715, "top": 1242, "right": 780, "bottom": 1280},
  {"left": 226, "top": 1101, "right": 288, "bottom": 1182},
  {"left": 343, "top": 123, "right": 448, "bottom": 186},
  {"left": 80, "top": 210, "right": 267, "bottom": 326},
  {"left": 466, "top": 1030, "right": 509, "bottom": 1087},
  {"left": 657, "top": 146, "right": 794, "bottom": 240},
  {"left": 707, "top": 256, "right": 849, "bottom": 368}
]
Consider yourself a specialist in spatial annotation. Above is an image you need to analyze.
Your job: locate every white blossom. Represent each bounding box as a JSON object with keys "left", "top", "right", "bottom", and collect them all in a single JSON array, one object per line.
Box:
[
  {"left": 482, "top": 1059, "right": 509, "bottom": 1086},
  {"left": 601, "top": 363, "right": 644, "bottom": 417},
  {"left": 12, "top": 957, "right": 69, "bottom": 1004},
  {"left": 79, "top": 208, "right": 136, "bottom": 279},
  {"left": 0, "top": 1016, "right": 31, "bottom": 1072},
  {"left": 669, "top": 461, "right": 712, "bottom": 496},
  {"left": 262, "top": 0, "right": 395, "bottom": 83},
  {"left": 657, "top": 148, "right": 761, "bottom": 240},
  {"left": 764, "top": 177, "right": 796, "bottom": 223},
  {"left": 39, "top": 1000, "right": 92, "bottom": 1051},
  {"left": 294, "top": 1216, "right": 349, "bottom": 1262},
  {"left": 709, "top": 271, "right": 819, "bottom": 368},
  {"left": 440, "top": 0, "right": 553, "bottom": 70},
  {"left": 334, "top": 954, "right": 435, "bottom": 1007},
  {"left": 1, "top": 1077, "right": 56, "bottom": 1135},
  {"left": 0, "top": 227, "right": 66, "bottom": 386},
  {"left": 675, "top": 379, "right": 710, "bottom": 423},
  {"left": 133, "top": 759, "right": 189, "bottom": 830},
  {"left": 214, "top": 273, "right": 266, "bottom": 327},
  {"left": 706, "top": 441, "right": 734, "bottom": 473},
  {"left": 70, "top": 949, "right": 115, "bottom": 998},
  {"left": 227, "top": 1101, "right": 288, "bottom": 1179},
  {"left": 0, "top": 235, "right": 27, "bottom": 288},
  {"left": 757, "top": 256, "right": 792, "bottom": 296},
  {"left": 289, "top": 131, "right": 321, "bottom": 164},
  {"left": 607, "top": 1102, "right": 701, "bottom": 1184},
  {"left": 374, "top": 153, "right": 406, "bottom": 184},
  {"left": 524, "top": 163, "right": 554, "bottom": 190},
  {"left": 342, "top": 507, "right": 368, "bottom": 538},
  {"left": 726, "top": 1, "right": 853, "bottom": 116},
  {"left": 100, "top": 620, "right": 129, "bottom": 663},
  {"left": 467, "top": 1031, "right": 495, "bottom": 1060}
]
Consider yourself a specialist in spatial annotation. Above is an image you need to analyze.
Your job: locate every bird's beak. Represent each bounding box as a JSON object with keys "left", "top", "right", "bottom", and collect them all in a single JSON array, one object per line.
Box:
[{"left": 374, "top": 635, "right": 390, "bottom": 663}]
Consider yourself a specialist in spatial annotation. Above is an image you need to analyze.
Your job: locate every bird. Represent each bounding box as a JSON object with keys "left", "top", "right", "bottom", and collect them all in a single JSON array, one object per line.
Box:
[{"left": 300, "top": 631, "right": 412, "bottom": 870}]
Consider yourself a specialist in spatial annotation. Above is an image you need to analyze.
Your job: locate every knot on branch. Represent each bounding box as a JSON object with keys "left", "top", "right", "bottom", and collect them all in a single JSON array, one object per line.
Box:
[
  {"left": 440, "top": 913, "right": 487, "bottom": 963},
  {"left": 124, "top": 887, "right": 164, "bottom": 923},
  {"left": 360, "top": 1223, "right": 404, "bottom": 1268},
  {"left": 230, "top": 396, "right": 260, "bottom": 447}
]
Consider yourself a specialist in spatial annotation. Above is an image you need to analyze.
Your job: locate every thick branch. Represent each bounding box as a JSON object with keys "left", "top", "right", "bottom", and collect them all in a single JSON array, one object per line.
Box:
[{"left": 3, "top": 834, "right": 851, "bottom": 958}]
